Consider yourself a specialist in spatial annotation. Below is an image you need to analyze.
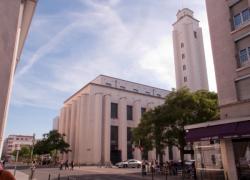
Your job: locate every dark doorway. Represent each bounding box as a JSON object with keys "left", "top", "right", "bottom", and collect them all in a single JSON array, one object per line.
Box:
[{"left": 110, "top": 126, "right": 120, "bottom": 164}]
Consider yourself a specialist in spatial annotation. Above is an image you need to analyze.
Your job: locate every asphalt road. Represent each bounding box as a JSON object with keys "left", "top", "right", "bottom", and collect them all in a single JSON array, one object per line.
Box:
[{"left": 20, "top": 166, "right": 147, "bottom": 180}]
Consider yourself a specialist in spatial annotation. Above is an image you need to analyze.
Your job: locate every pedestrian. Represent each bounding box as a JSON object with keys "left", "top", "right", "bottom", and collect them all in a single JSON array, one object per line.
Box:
[
  {"left": 70, "top": 160, "right": 74, "bottom": 170},
  {"left": 64, "top": 160, "right": 69, "bottom": 170},
  {"left": 59, "top": 160, "right": 63, "bottom": 170},
  {"left": 141, "top": 160, "right": 147, "bottom": 176},
  {"left": 29, "top": 161, "right": 36, "bottom": 180},
  {"left": 0, "top": 163, "right": 15, "bottom": 180}
]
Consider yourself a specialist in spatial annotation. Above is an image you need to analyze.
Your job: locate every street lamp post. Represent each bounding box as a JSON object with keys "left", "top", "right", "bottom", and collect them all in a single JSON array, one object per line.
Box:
[
  {"left": 30, "top": 133, "right": 35, "bottom": 163},
  {"left": 14, "top": 145, "right": 21, "bottom": 177}
]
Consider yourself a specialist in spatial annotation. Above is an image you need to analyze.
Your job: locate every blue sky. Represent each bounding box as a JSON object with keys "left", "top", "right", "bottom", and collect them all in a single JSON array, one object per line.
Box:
[{"left": 6, "top": 0, "right": 216, "bottom": 138}]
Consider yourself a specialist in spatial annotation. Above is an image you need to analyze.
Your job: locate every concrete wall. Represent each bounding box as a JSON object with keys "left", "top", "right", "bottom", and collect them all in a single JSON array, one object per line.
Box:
[
  {"left": 205, "top": 0, "right": 250, "bottom": 119},
  {"left": 0, "top": 0, "right": 22, "bottom": 155},
  {"left": 0, "top": 0, "right": 36, "bottom": 156}
]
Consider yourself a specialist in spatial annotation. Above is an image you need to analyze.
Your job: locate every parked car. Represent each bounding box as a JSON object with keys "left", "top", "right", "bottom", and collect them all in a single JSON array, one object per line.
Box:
[
  {"left": 115, "top": 160, "right": 128, "bottom": 168},
  {"left": 115, "top": 159, "right": 142, "bottom": 168},
  {"left": 127, "top": 159, "right": 142, "bottom": 168}
]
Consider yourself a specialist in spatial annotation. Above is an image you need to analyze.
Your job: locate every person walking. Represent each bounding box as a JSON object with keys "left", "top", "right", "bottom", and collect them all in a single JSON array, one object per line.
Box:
[
  {"left": 141, "top": 160, "right": 147, "bottom": 176},
  {"left": 59, "top": 160, "right": 63, "bottom": 170},
  {"left": 70, "top": 160, "right": 74, "bottom": 170},
  {"left": 64, "top": 160, "right": 69, "bottom": 170}
]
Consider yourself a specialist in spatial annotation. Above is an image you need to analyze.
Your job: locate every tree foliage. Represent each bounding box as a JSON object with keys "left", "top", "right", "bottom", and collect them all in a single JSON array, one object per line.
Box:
[
  {"left": 34, "top": 130, "right": 70, "bottom": 156},
  {"left": 12, "top": 146, "right": 31, "bottom": 161},
  {"left": 133, "top": 88, "right": 219, "bottom": 163}
]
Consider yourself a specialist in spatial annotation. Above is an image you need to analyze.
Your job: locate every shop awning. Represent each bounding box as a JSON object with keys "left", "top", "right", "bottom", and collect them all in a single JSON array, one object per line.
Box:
[{"left": 185, "top": 117, "right": 250, "bottom": 142}]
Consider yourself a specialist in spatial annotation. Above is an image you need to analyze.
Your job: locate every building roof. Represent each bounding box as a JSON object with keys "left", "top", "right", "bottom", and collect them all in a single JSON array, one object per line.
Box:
[{"left": 64, "top": 75, "right": 170, "bottom": 104}]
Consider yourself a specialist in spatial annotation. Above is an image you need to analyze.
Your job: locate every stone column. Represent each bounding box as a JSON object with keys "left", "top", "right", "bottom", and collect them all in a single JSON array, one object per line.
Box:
[
  {"left": 58, "top": 107, "right": 65, "bottom": 160},
  {"left": 93, "top": 93, "right": 103, "bottom": 164},
  {"left": 133, "top": 100, "right": 141, "bottom": 160},
  {"left": 78, "top": 94, "right": 89, "bottom": 164},
  {"left": 69, "top": 101, "right": 77, "bottom": 162},
  {"left": 63, "top": 106, "right": 69, "bottom": 161},
  {"left": 118, "top": 97, "right": 127, "bottom": 161},
  {"left": 103, "top": 94, "right": 111, "bottom": 163},
  {"left": 74, "top": 97, "right": 81, "bottom": 163},
  {"left": 220, "top": 139, "right": 238, "bottom": 180}
]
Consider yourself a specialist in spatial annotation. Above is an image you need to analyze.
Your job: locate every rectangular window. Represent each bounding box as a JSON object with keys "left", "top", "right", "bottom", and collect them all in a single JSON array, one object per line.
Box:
[
  {"left": 141, "top": 107, "right": 146, "bottom": 116},
  {"left": 111, "top": 103, "right": 118, "bottom": 119},
  {"left": 120, "top": 86, "right": 126, "bottom": 89},
  {"left": 182, "top": 54, "right": 185, "bottom": 59},
  {"left": 133, "top": 89, "right": 138, "bottom": 92},
  {"left": 127, "top": 127, "right": 133, "bottom": 159},
  {"left": 194, "top": 31, "right": 197, "bottom": 38},
  {"left": 181, "top": 42, "right": 184, "bottom": 48},
  {"left": 145, "top": 91, "right": 150, "bottom": 95},
  {"left": 239, "top": 49, "right": 248, "bottom": 64},
  {"left": 184, "top": 76, "right": 187, "bottom": 82},
  {"left": 111, "top": 126, "right": 118, "bottom": 150},
  {"left": 127, "top": 105, "right": 133, "bottom": 120},
  {"left": 242, "top": 9, "right": 250, "bottom": 22},
  {"left": 234, "top": 13, "right": 242, "bottom": 28},
  {"left": 236, "top": 77, "right": 250, "bottom": 101},
  {"left": 105, "top": 83, "right": 112, "bottom": 87},
  {"left": 183, "top": 65, "right": 186, "bottom": 70}
]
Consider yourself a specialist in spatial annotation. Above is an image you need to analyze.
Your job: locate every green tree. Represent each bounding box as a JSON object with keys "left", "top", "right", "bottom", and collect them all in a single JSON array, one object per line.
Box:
[
  {"left": 34, "top": 130, "right": 71, "bottom": 161},
  {"left": 12, "top": 146, "right": 31, "bottom": 162},
  {"left": 133, "top": 88, "right": 219, "bottom": 164}
]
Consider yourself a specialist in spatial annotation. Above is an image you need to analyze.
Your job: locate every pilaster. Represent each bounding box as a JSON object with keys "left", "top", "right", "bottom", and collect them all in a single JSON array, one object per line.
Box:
[
  {"left": 118, "top": 97, "right": 127, "bottom": 161},
  {"left": 103, "top": 94, "right": 111, "bottom": 163}
]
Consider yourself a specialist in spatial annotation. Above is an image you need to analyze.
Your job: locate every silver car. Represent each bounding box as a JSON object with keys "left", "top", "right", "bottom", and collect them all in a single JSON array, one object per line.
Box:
[
  {"left": 115, "top": 160, "right": 128, "bottom": 168},
  {"left": 127, "top": 159, "right": 142, "bottom": 168}
]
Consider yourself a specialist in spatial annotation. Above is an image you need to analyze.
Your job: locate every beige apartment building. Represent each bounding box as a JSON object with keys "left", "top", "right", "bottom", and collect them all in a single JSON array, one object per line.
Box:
[
  {"left": 57, "top": 75, "right": 182, "bottom": 165},
  {"left": 0, "top": 0, "right": 37, "bottom": 156},
  {"left": 3, "top": 135, "right": 34, "bottom": 160},
  {"left": 173, "top": 8, "right": 209, "bottom": 91},
  {"left": 185, "top": 0, "right": 250, "bottom": 179}
]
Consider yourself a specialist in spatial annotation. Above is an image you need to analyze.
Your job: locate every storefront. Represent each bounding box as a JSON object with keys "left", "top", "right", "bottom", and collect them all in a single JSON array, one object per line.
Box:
[{"left": 185, "top": 117, "right": 250, "bottom": 180}]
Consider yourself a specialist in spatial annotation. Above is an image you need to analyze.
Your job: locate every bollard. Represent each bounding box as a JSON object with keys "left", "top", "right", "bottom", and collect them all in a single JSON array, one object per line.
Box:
[
  {"left": 48, "top": 174, "right": 51, "bottom": 180},
  {"left": 58, "top": 173, "right": 60, "bottom": 180},
  {"left": 151, "top": 167, "right": 154, "bottom": 180}
]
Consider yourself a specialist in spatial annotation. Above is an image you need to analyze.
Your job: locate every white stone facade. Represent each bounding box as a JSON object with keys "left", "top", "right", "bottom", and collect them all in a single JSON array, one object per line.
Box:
[
  {"left": 57, "top": 75, "right": 175, "bottom": 164},
  {"left": 172, "top": 8, "right": 209, "bottom": 91}
]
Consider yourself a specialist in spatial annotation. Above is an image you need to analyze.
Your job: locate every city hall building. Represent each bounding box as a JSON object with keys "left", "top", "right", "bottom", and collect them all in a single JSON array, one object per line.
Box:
[{"left": 57, "top": 75, "right": 177, "bottom": 165}]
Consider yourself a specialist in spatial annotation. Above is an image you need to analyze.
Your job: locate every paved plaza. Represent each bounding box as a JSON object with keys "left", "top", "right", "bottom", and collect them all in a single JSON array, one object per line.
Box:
[{"left": 16, "top": 166, "right": 182, "bottom": 180}]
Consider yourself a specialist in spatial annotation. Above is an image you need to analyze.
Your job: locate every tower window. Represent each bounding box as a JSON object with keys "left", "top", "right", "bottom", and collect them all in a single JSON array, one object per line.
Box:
[
  {"left": 194, "top": 31, "right": 197, "bottom": 39},
  {"left": 182, "top": 54, "right": 185, "bottom": 59},
  {"left": 184, "top": 76, "right": 187, "bottom": 82},
  {"left": 183, "top": 65, "right": 186, "bottom": 70},
  {"left": 181, "top": 43, "right": 184, "bottom": 48}
]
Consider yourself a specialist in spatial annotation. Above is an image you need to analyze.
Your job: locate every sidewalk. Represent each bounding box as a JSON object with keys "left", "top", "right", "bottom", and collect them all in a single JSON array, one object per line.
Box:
[{"left": 8, "top": 169, "right": 37, "bottom": 180}]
